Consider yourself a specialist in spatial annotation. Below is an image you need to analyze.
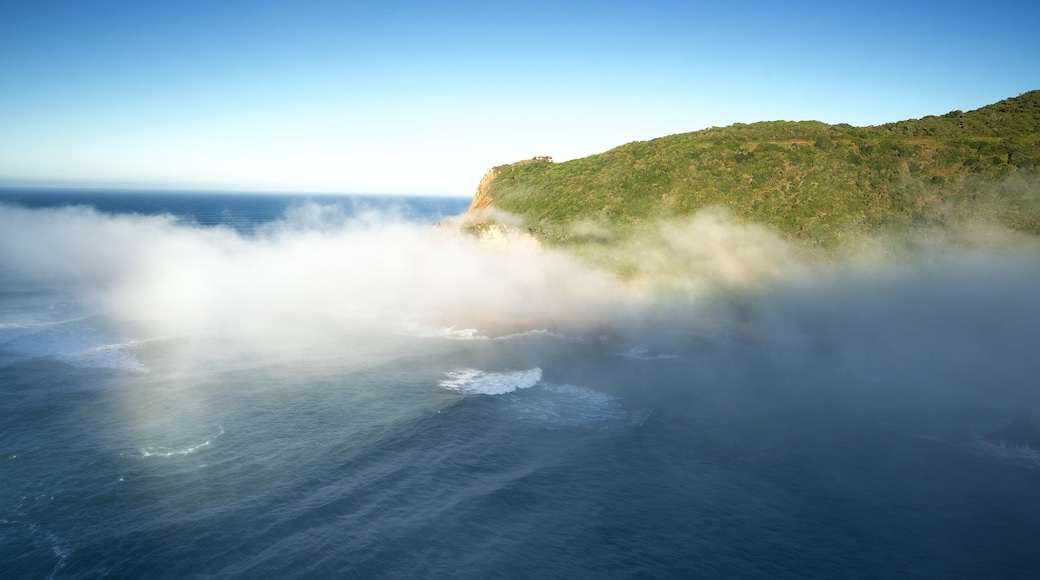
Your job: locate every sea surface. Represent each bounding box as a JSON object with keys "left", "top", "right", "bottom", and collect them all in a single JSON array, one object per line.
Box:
[{"left": 1, "top": 189, "right": 1039, "bottom": 578}]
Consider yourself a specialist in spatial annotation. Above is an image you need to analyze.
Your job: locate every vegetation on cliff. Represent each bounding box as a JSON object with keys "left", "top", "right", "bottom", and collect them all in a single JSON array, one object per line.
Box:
[{"left": 468, "top": 91, "right": 1040, "bottom": 251}]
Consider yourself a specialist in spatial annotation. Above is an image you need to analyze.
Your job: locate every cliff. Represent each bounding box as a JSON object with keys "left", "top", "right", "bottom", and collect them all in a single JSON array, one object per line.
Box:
[
  {"left": 465, "top": 91, "right": 1040, "bottom": 249},
  {"left": 466, "top": 167, "right": 498, "bottom": 221}
]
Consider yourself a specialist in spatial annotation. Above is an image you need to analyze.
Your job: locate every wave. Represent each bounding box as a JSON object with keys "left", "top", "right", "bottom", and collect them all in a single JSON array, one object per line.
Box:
[
  {"left": 440, "top": 368, "right": 542, "bottom": 395},
  {"left": 399, "top": 323, "right": 566, "bottom": 342},
  {"left": 397, "top": 322, "right": 487, "bottom": 340},
  {"left": 55, "top": 341, "right": 149, "bottom": 372},
  {"left": 616, "top": 346, "right": 682, "bottom": 360},
  {"left": 969, "top": 437, "right": 1040, "bottom": 469},
  {"left": 914, "top": 433, "right": 1040, "bottom": 469},
  {"left": 510, "top": 383, "right": 650, "bottom": 430},
  {"left": 492, "top": 329, "right": 567, "bottom": 341},
  {"left": 8, "top": 522, "right": 73, "bottom": 580},
  {"left": 438, "top": 368, "right": 649, "bottom": 429},
  {"left": 0, "top": 317, "right": 149, "bottom": 372},
  {"left": 137, "top": 427, "right": 225, "bottom": 459}
]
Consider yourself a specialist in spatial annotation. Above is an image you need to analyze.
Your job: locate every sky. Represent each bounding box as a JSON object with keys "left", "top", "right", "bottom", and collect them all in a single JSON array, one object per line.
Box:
[{"left": 1, "top": 1, "right": 1038, "bottom": 196}]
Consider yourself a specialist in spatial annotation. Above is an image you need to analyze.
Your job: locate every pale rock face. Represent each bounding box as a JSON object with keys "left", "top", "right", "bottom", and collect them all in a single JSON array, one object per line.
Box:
[
  {"left": 475, "top": 223, "right": 542, "bottom": 252},
  {"left": 466, "top": 168, "right": 497, "bottom": 220},
  {"left": 455, "top": 167, "right": 542, "bottom": 251}
]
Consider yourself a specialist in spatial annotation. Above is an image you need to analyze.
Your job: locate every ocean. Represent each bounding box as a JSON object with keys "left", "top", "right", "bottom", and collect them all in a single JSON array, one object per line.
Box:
[{"left": 1, "top": 189, "right": 1039, "bottom": 578}]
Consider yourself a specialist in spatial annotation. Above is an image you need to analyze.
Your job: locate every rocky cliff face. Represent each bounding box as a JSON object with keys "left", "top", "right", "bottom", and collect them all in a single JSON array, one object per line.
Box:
[
  {"left": 465, "top": 168, "right": 497, "bottom": 221},
  {"left": 458, "top": 167, "right": 542, "bottom": 251}
]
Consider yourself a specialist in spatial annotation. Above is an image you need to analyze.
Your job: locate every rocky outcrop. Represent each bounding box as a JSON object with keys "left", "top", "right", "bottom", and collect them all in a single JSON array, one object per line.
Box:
[
  {"left": 470, "top": 222, "right": 542, "bottom": 252},
  {"left": 466, "top": 168, "right": 497, "bottom": 221},
  {"left": 453, "top": 167, "right": 542, "bottom": 251}
]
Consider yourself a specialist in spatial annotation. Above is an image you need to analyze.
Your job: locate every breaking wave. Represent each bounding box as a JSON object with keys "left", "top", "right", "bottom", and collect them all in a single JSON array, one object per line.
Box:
[
  {"left": 440, "top": 368, "right": 543, "bottom": 395},
  {"left": 0, "top": 318, "right": 148, "bottom": 372},
  {"left": 509, "top": 383, "right": 650, "bottom": 429},
  {"left": 969, "top": 437, "right": 1040, "bottom": 469},
  {"left": 137, "top": 427, "right": 225, "bottom": 459}
]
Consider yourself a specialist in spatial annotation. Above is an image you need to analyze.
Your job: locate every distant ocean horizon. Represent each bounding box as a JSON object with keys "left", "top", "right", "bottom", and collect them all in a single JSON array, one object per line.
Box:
[
  {"left": 2, "top": 189, "right": 1039, "bottom": 578},
  {"left": 0, "top": 187, "right": 471, "bottom": 233}
]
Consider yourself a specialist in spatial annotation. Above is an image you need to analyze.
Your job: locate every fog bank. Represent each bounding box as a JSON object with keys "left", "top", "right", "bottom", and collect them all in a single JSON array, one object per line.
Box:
[{"left": 2, "top": 202, "right": 1037, "bottom": 401}]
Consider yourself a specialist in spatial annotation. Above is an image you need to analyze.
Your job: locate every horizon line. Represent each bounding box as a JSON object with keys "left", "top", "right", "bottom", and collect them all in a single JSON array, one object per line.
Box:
[{"left": 0, "top": 181, "right": 472, "bottom": 198}]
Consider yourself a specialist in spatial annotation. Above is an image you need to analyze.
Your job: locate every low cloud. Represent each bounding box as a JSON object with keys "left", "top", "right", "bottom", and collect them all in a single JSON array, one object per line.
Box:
[
  {"left": 2, "top": 201, "right": 1038, "bottom": 411},
  {"left": 0, "top": 203, "right": 631, "bottom": 349}
]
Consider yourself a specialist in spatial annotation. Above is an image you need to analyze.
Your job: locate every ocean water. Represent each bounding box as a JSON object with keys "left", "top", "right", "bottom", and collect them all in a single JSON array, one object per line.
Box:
[{"left": 2, "top": 189, "right": 1040, "bottom": 578}]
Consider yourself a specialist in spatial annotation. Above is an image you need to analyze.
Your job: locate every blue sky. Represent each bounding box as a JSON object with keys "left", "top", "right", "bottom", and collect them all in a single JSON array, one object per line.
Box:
[{"left": 1, "top": 1, "right": 1038, "bottom": 196}]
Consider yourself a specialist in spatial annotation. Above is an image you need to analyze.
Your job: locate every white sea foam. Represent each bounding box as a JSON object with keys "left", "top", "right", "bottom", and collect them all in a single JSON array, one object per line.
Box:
[
  {"left": 55, "top": 341, "right": 149, "bottom": 372},
  {"left": 492, "top": 329, "right": 563, "bottom": 340},
  {"left": 968, "top": 438, "right": 1040, "bottom": 469},
  {"left": 511, "top": 383, "right": 649, "bottom": 429},
  {"left": 0, "top": 320, "right": 57, "bottom": 339},
  {"left": 440, "top": 368, "right": 542, "bottom": 395},
  {"left": 0, "top": 318, "right": 94, "bottom": 350},
  {"left": 617, "top": 347, "right": 681, "bottom": 360},
  {"left": 24, "top": 523, "right": 71, "bottom": 580},
  {"left": 0, "top": 317, "right": 148, "bottom": 371},
  {"left": 398, "top": 322, "right": 487, "bottom": 340},
  {"left": 440, "top": 370, "right": 648, "bottom": 427},
  {"left": 138, "top": 427, "right": 225, "bottom": 458}
]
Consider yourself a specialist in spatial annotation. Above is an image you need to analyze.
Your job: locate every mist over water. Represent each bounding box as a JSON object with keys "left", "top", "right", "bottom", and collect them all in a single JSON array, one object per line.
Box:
[
  {"left": 2, "top": 194, "right": 1040, "bottom": 578},
  {"left": 0, "top": 201, "right": 630, "bottom": 346}
]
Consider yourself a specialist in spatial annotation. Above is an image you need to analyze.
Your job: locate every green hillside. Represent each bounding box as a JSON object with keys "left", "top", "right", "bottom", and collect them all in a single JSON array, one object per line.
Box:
[{"left": 468, "top": 91, "right": 1040, "bottom": 250}]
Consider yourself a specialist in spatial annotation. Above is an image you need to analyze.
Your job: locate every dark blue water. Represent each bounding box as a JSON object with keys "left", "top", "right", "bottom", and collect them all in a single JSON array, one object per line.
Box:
[
  {"left": 0, "top": 189, "right": 470, "bottom": 234},
  {"left": 2, "top": 190, "right": 1039, "bottom": 578}
]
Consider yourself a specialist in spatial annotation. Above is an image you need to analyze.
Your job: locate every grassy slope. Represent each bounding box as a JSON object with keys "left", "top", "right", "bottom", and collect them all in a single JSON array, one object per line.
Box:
[{"left": 476, "top": 91, "right": 1040, "bottom": 250}]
